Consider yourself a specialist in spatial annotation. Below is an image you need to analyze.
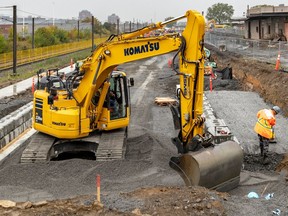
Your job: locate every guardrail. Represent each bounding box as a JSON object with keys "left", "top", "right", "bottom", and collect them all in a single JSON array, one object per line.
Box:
[{"left": 0, "top": 38, "right": 106, "bottom": 71}]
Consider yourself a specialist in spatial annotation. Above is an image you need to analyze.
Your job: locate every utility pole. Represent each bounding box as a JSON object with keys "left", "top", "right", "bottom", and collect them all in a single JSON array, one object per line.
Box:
[
  {"left": 129, "top": 21, "right": 131, "bottom": 32},
  {"left": 117, "top": 18, "right": 119, "bottom": 35},
  {"left": 52, "top": 2, "right": 55, "bottom": 26},
  {"left": 77, "top": 20, "right": 80, "bottom": 42},
  {"left": 32, "top": 18, "right": 35, "bottom": 49},
  {"left": 91, "top": 16, "right": 94, "bottom": 51},
  {"left": 12, "top": 5, "right": 17, "bottom": 76}
]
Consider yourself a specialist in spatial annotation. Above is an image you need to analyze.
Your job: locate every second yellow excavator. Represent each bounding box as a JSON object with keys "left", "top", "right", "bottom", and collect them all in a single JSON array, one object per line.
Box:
[{"left": 21, "top": 10, "right": 243, "bottom": 191}]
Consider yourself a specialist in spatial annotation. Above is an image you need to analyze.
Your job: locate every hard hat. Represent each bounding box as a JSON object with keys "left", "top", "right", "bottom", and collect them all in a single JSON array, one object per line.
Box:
[{"left": 272, "top": 106, "right": 281, "bottom": 114}]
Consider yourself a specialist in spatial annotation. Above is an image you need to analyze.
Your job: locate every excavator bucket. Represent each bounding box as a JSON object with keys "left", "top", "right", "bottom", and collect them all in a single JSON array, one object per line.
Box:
[{"left": 170, "top": 141, "right": 243, "bottom": 192}]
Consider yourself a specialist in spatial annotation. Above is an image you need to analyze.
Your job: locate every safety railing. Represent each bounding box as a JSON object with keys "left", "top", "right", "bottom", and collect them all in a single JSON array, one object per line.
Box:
[{"left": 0, "top": 38, "right": 106, "bottom": 71}]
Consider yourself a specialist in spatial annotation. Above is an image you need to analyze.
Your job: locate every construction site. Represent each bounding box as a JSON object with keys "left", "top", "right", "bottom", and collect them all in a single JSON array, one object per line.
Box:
[{"left": 0, "top": 12, "right": 288, "bottom": 216}]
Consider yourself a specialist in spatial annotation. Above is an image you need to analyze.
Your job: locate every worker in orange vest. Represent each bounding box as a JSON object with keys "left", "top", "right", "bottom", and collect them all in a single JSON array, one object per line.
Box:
[{"left": 254, "top": 106, "right": 281, "bottom": 165}]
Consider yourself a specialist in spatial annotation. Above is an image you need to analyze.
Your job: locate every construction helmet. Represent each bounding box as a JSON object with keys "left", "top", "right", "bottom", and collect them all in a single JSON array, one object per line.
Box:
[{"left": 272, "top": 106, "right": 281, "bottom": 115}]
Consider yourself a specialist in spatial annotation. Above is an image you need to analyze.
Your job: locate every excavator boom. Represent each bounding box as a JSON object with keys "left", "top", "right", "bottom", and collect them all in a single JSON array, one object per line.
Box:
[{"left": 22, "top": 10, "right": 243, "bottom": 191}]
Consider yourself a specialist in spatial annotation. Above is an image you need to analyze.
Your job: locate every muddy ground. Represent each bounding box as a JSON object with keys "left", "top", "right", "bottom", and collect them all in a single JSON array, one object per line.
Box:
[{"left": 0, "top": 45, "right": 288, "bottom": 215}]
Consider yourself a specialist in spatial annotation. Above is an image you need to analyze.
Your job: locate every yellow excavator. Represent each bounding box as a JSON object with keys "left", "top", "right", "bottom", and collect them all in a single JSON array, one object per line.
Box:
[
  {"left": 206, "top": 19, "right": 228, "bottom": 31},
  {"left": 21, "top": 10, "right": 243, "bottom": 191}
]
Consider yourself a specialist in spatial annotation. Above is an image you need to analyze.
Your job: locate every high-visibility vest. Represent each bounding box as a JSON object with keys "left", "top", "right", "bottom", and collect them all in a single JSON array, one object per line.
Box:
[{"left": 254, "top": 109, "right": 276, "bottom": 139}]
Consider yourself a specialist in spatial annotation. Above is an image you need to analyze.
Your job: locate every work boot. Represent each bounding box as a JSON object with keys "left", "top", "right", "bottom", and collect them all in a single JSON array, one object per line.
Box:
[
  {"left": 260, "top": 145, "right": 264, "bottom": 157},
  {"left": 262, "top": 155, "right": 269, "bottom": 165}
]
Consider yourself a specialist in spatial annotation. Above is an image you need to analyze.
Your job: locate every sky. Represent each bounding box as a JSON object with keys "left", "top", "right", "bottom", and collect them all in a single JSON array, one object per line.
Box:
[{"left": 0, "top": 0, "right": 286, "bottom": 23}]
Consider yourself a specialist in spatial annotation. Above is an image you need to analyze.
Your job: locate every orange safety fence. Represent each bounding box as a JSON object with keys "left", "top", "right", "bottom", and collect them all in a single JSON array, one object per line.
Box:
[{"left": 0, "top": 38, "right": 106, "bottom": 71}]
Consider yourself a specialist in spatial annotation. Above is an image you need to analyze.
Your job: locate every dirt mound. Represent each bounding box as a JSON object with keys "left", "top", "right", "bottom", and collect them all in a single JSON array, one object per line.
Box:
[
  {"left": 126, "top": 186, "right": 227, "bottom": 215},
  {"left": 0, "top": 187, "right": 228, "bottom": 216},
  {"left": 0, "top": 195, "right": 118, "bottom": 216}
]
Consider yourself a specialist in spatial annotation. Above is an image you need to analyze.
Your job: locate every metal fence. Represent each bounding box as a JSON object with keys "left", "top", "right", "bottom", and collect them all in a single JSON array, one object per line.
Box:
[
  {"left": 0, "top": 38, "right": 106, "bottom": 71},
  {"left": 205, "top": 29, "right": 288, "bottom": 69}
]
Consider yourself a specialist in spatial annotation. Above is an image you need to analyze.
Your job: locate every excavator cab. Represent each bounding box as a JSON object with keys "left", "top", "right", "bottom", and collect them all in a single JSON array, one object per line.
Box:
[
  {"left": 107, "top": 73, "right": 128, "bottom": 120},
  {"left": 91, "top": 70, "right": 134, "bottom": 122}
]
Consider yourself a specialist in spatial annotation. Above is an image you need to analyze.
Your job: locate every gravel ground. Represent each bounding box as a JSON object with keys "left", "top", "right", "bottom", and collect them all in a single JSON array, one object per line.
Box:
[
  {"left": 0, "top": 89, "right": 33, "bottom": 119},
  {"left": 0, "top": 48, "right": 288, "bottom": 215},
  {"left": 205, "top": 91, "right": 288, "bottom": 155}
]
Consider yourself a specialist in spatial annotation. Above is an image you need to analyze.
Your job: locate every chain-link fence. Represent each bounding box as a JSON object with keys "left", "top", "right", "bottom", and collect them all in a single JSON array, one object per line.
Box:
[{"left": 205, "top": 29, "right": 288, "bottom": 70}]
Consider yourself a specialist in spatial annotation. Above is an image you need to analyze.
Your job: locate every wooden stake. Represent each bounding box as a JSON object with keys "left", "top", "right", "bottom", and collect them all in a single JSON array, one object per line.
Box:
[
  {"left": 261, "top": 183, "right": 269, "bottom": 197},
  {"left": 96, "top": 174, "right": 101, "bottom": 202}
]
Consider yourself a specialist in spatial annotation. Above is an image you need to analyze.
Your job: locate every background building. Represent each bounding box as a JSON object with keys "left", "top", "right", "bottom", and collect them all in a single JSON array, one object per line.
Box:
[
  {"left": 108, "top": 13, "right": 119, "bottom": 24},
  {"left": 245, "top": 4, "right": 288, "bottom": 40},
  {"left": 79, "top": 10, "right": 92, "bottom": 20}
]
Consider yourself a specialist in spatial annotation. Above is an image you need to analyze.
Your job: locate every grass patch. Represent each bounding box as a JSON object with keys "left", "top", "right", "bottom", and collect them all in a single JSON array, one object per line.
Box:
[{"left": 0, "top": 49, "right": 91, "bottom": 86}]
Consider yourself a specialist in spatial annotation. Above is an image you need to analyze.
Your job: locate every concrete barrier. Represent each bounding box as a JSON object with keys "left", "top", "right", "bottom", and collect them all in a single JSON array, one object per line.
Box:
[{"left": 0, "top": 102, "right": 32, "bottom": 150}]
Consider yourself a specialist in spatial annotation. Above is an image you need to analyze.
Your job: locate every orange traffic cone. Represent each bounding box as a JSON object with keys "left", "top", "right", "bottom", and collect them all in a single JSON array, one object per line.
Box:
[
  {"left": 209, "top": 75, "right": 213, "bottom": 92},
  {"left": 31, "top": 77, "right": 35, "bottom": 94},
  {"left": 275, "top": 53, "right": 281, "bottom": 71}
]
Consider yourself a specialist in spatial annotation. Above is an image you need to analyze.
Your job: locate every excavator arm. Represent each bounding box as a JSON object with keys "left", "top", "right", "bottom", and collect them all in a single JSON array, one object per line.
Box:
[
  {"left": 30, "top": 10, "right": 243, "bottom": 191},
  {"left": 75, "top": 10, "right": 206, "bottom": 142}
]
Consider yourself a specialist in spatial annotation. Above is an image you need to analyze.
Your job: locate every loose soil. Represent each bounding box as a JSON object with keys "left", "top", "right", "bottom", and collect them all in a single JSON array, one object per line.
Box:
[{"left": 0, "top": 44, "right": 288, "bottom": 215}]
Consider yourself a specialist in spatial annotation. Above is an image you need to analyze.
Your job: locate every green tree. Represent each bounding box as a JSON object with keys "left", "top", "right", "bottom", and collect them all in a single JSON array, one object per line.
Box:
[
  {"left": 206, "top": 3, "right": 234, "bottom": 24},
  {"left": 0, "top": 34, "right": 8, "bottom": 53},
  {"left": 68, "top": 28, "right": 78, "bottom": 41},
  {"left": 82, "top": 29, "right": 91, "bottom": 39},
  {"left": 34, "top": 26, "right": 70, "bottom": 47},
  {"left": 103, "top": 22, "right": 116, "bottom": 34},
  {"left": 53, "top": 27, "right": 69, "bottom": 43},
  {"left": 35, "top": 27, "right": 57, "bottom": 47},
  {"left": 93, "top": 17, "right": 103, "bottom": 35}
]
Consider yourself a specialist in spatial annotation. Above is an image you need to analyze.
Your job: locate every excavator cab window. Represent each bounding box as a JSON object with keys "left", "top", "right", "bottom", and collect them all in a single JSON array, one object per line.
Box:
[{"left": 108, "top": 74, "right": 128, "bottom": 120}]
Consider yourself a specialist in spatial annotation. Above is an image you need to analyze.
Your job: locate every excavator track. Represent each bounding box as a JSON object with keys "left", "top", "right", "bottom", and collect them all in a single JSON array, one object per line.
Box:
[
  {"left": 20, "top": 128, "right": 127, "bottom": 164},
  {"left": 21, "top": 132, "right": 55, "bottom": 163},
  {"left": 96, "top": 129, "right": 127, "bottom": 161}
]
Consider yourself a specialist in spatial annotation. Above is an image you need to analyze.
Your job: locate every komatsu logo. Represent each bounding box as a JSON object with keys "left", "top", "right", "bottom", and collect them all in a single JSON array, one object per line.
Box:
[
  {"left": 52, "top": 121, "right": 66, "bottom": 126},
  {"left": 124, "top": 42, "right": 159, "bottom": 56}
]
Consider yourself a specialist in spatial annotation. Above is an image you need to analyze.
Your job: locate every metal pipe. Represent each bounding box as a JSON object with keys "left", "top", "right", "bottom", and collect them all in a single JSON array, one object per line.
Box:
[
  {"left": 13, "top": 5, "right": 17, "bottom": 76},
  {"left": 119, "top": 13, "right": 187, "bottom": 40},
  {"left": 161, "top": 14, "right": 186, "bottom": 26}
]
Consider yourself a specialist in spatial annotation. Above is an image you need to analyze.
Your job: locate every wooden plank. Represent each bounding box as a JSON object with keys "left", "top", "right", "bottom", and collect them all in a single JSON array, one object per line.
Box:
[{"left": 154, "top": 97, "right": 177, "bottom": 106}]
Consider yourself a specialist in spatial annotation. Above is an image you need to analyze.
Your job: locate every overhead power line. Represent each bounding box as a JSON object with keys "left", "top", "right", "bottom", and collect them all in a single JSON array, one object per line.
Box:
[
  {"left": 17, "top": 9, "right": 51, "bottom": 19},
  {"left": 0, "top": 6, "right": 13, "bottom": 9}
]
